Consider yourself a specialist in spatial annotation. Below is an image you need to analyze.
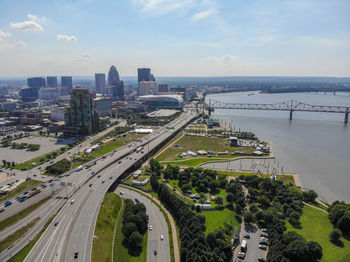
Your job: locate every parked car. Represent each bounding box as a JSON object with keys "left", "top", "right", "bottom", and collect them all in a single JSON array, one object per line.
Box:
[
  {"left": 0, "top": 208, "right": 5, "bottom": 213},
  {"left": 258, "top": 258, "right": 265, "bottom": 262},
  {"left": 244, "top": 234, "right": 250, "bottom": 239},
  {"left": 238, "top": 252, "right": 246, "bottom": 259},
  {"left": 261, "top": 228, "right": 268, "bottom": 233},
  {"left": 135, "top": 198, "right": 139, "bottom": 202},
  {"left": 259, "top": 245, "right": 267, "bottom": 250}
]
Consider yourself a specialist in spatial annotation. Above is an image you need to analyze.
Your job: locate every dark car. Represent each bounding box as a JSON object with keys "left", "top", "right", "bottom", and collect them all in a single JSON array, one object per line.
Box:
[
  {"left": 54, "top": 221, "right": 59, "bottom": 226},
  {"left": 89, "top": 184, "right": 93, "bottom": 187},
  {"left": 135, "top": 198, "right": 140, "bottom": 202},
  {"left": 97, "top": 175, "right": 101, "bottom": 178},
  {"left": 244, "top": 234, "right": 250, "bottom": 239},
  {"left": 154, "top": 249, "right": 157, "bottom": 255},
  {"left": 74, "top": 251, "right": 79, "bottom": 259},
  {"left": 258, "top": 258, "right": 265, "bottom": 262}
]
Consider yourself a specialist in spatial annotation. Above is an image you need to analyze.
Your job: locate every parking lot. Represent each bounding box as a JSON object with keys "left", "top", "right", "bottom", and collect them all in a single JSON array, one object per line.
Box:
[
  {"left": 0, "top": 136, "right": 74, "bottom": 163},
  {"left": 236, "top": 224, "right": 267, "bottom": 262}
]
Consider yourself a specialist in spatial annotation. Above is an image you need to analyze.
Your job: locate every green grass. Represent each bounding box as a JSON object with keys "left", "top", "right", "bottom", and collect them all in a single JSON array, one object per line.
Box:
[
  {"left": 0, "top": 197, "right": 49, "bottom": 232},
  {"left": 0, "top": 217, "right": 40, "bottom": 252},
  {"left": 155, "top": 135, "right": 256, "bottom": 162},
  {"left": 202, "top": 208, "right": 240, "bottom": 235},
  {"left": 8, "top": 210, "right": 58, "bottom": 262},
  {"left": 161, "top": 158, "right": 231, "bottom": 167},
  {"left": 92, "top": 193, "right": 123, "bottom": 262},
  {"left": 113, "top": 199, "right": 147, "bottom": 262},
  {"left": 13, "top": 146, "right": 69, "bottom": 170},
  {"left": 0, "top": 180, "right": 42, "bottom": 204},
  {"left": 286, "top": 205, "right": 350, "bottom": 262}
]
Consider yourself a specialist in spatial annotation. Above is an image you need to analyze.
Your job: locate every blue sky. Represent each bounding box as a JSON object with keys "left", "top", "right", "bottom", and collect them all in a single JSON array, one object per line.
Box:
[{"left": 0, "top": 0, "right": 349, "bottom": 77}]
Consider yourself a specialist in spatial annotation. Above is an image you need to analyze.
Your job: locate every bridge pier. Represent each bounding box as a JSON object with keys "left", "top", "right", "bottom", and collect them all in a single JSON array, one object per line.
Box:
[
  {"left": 345, "top": 111, "right": 349, "bottom": 124},
  {"left": 289, "top": 110, "right": 293, "bottom": 121}
]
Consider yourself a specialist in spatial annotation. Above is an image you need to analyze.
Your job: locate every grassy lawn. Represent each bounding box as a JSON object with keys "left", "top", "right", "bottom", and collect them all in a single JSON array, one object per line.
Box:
[
  {"left": 0, "top": 197, "right": 49, "bottom": 232},
  {"left": 13, "top": 146, "right": 69, "bottom": 171},
  {"left": 211, "top": 188, "right": 229, "bottom": 206},
  {"left": 113, "top": 199, "right": 147, "bottom": 262},
  {"left": 92, "top": 193, "right": 123, "bottom": 262},
  {"left": 161, "top": 158, "right": 229, "bottom": 167},
  {"left": 73, "top": 134, "right": 145, "bottom": 167},
  {"left": 8, "top": 211, "right": 58, "bottom": 262},
  {"left": 276, "top": 174, "right": 295, "bottom": 185},
  {"left": 155, "top": 135, "right": 256, "bottom": 162},
  {"left": 0, "top": 180, "right": 42, "bottom": 204},
  {"left": 202, "top": 208, "right": 240, "bottom": 235},
  {"left": 286, "top": 205, "right": 350, "bottom": 262},
  {"left": 0, "top": 217, "right": 40, "bottom": 252}
]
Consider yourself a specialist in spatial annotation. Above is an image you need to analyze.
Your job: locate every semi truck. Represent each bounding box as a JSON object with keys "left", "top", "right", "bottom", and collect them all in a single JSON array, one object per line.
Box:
[{"left": 28, "top": 189, "right": 41, "bottom": 198}]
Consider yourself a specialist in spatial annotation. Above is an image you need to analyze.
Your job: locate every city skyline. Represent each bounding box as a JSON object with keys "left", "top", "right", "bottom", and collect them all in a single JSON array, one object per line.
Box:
[{"left": 0, "top": 0, "right": 349, "bottom": 77}]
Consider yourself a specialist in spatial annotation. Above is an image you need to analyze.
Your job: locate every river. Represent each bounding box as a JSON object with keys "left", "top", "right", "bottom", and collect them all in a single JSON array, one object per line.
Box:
[{"left": 206, "top": 91, "right": 350, "bottom": 203}]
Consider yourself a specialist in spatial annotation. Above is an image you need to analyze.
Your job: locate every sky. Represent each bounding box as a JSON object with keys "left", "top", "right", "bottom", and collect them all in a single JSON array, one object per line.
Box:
[{"left": 0, "top": 0, "right": 349, "bottom": 77}]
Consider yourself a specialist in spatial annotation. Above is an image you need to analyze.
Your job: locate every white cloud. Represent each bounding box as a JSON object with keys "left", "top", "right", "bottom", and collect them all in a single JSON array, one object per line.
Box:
[
  {"left": 0, "top": 30, "right": 11, "bottom": 44},
  {"left": 56, "top": 34, "right": 78, "bottom": 42},
  {"left": 201, "top": 54, "right": 239, "bottom": 64},
  {"left": 0, "top": 40, "right": 26, "bottom": 49},
  {"left": 135, "top": 0, "right": 194, "bottom": 15},
  {"left": 10, "top": 14, "right": 45, "bottom": 31},
  {"left": 192, "top": 8, "right": 216, "bottom": 22}
]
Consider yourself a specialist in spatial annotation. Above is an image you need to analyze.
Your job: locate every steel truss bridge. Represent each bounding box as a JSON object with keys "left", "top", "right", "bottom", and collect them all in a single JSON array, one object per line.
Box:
[{"left": 207, "top": 99, "right": 349, "bottom": 124}]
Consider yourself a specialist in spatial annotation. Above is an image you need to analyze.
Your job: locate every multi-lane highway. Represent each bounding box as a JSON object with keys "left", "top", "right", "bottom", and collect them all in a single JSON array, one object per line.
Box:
[
  {"left": 15, "top": 110, "right": 197, "bottom": 262},
  {"left": 116, "top": 187, "right": 170, "bottom": 262}
]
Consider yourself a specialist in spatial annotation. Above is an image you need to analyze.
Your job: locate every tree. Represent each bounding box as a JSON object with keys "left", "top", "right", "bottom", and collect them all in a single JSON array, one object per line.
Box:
[
  {"left": 226, "top": 193, "right": 234, "bottom": 203},
  {"left": 128, "top": 231, "right": 143, "bottom": 249},
  {"left": 181, "top": 183, "right": 192, "bottom": 193},
  {"left": 215, "top": 197, "right": 223, "bottom": 205},
  {"left": 303, "top": 190, "right": 318, "bottom": 203},
  {"left": 337, "top": 215, "right": 350, "bottom": 234},
  {"left": 288, "top": 211, "right": 301, "bottom": 227},
  {"left": 307, "top": 241, "right": 323, "bottom": 260},
  {"left": 329, "top": 229, "right": 342, "bottom": 243},
  {"left": 122, "top": 223, "right": 138, "bottom": 238},
  {"left": 250, "top": 204, "right": 259, "bottom": 213},
  {"left": 244, "top": 212, "right": 255, "bottom": 224}
]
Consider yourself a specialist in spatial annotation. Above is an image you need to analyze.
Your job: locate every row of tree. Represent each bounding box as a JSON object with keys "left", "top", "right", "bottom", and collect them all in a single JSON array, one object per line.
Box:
[
  {"left": 121, "top": 199, "right": 149, "bottom": 255},
  {"left": 328, "top": 201, "right": 350, "bottom": 235},
  {"left": 45, "top": 158, "right": 71, "bottom": 176}
]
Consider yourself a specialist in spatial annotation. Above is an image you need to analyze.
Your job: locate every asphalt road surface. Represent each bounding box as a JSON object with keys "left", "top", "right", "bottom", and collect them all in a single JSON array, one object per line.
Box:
[{"left": 115, "top": 187, "right": 170, "bottom": 262}]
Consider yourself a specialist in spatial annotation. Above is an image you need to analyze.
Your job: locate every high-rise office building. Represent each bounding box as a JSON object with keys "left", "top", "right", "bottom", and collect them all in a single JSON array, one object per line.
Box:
[
  {"left": 150, "top": 73, "right": 155, "bottom": 82},
  {"left": 20, "top": 87, "right": 40, "bottom": 102},
  {"left": 110, "top": 81, "right": 125, "bottom": 100},
  {"left": 95, "top": 73, "right": 106, "bottom": 94},
  {"left": 64, "top": 89, "right": 100, "bottom": 136},
  {"left": 108, "top": 66, "right": 120, "bottom": 85},
  {"left": 27, "top": 77, "right": 46, "bottom": 88},
  {"left": 138, "top": 81, "right": 156, "bottom": 96},
  {"left": 47, "top": 76, "right": 58, "bottom": 87},
  {"left": 61, "top": 76, "right": 73, "bottom": 96},
  {"left": 158, "top": 83, "right": 168, "bottom": 92},
  {"left": 138, "top": 68, "right": 151, "bottom": 82}
]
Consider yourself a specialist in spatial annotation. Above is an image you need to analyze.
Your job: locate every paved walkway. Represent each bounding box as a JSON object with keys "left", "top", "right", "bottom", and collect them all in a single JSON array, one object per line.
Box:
[
  {"left": 121, "top": 184, "right": 180, "bottom": 262},
  {"left": 303, "top": 201, "right": 328, "bottom": 213}
]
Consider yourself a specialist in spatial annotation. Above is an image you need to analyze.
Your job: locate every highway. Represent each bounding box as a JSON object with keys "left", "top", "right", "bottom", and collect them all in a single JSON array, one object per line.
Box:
[
  {"left": 18, "top": 110, "right": 197, "bottom": 262},
  {"left": 115, "top": 187, "right": 170, "bottom": 262}
]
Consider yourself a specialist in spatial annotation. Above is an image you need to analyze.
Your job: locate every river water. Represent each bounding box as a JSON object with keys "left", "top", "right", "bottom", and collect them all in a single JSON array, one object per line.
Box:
[{"left": 206, "top": 91, "right": 350, "bottom": 203}]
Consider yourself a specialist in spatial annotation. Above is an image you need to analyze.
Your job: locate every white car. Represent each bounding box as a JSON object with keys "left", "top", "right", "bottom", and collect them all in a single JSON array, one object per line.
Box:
[
  {"left": 160, "top": 234, "right": 164, "bottom": 240},
  {"left": 149, "top": 225, "right": 152, "bottom": 231}
]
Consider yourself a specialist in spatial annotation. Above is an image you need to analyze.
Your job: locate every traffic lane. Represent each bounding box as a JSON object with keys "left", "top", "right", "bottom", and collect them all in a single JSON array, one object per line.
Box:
[
  {"left": 116, "top": 187, "right": 170, "bottom": 262},
  {"left": 242, "top": 224, "right": 267, "bottom": 262},
  {"left": 0, "top": 185, "right": 56, "bottom": 220}
]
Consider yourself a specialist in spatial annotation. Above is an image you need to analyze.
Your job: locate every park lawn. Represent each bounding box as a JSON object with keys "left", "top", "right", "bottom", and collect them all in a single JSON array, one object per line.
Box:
[
  {"left": 202, "top": 208, "right": 240, "bottom": 235},
  {"left": 161, "top": 158, "right": 233, "bottom": 167},
  {"left": 92, "top": 193, "right": 123, "bottom": 262},
  {"left": 286, "top": 205, "right": 350, "bottom": 262},
  {"left": 155, "top": 135, "right": 256, "bottom": 162},
  {"left": 211, "top": 188, "right": 229, "bottom": 206},
  {"left": 0, "top": 197, "right": 49, "bottom": 232},
  {"left": 13, "top": 146, "right": 69, "bottom": 171},
  {"left": 276, "top": 174, "right": 295, "bottom": 185},
  {"left": 113, "top": 200, "right": 147, "bottom": 262},
  {"left": 0, "top": 217, "right": 40, "bottom": 252},
  {"left": 0, "top": 179, "right": 42, "bottom": 204}
]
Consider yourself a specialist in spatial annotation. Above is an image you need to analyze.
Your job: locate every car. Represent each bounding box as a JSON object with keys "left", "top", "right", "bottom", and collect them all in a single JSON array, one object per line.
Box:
[
  {"left": 154, "top": 249, "right": 157, "bottom": 255},
  {"left": 74, "top": 251, "right": 79, "bottom": 259},
  {"left": 54, "top": 221, "right": 59, "bottom": 226},
  {"left": 238, "top": 252, "right": 246, "bottom": 259},
  {"left": 261, "top": 228, "right": 268, "bottom": 233},
  {"left": 258, "top": 258, "right": 265, "bottom": 262},
  {"left": 244, "top": 234, "right": 250, "bottom": 239},
  {"left": 91, "top": 171, "right": 95, "bottom": 175},
  {"left": 33, "top": 174, "right": 37, "bottom": 177},
  {"left": 120, "top": 191, "right": 124, "bottom": 195},
  {"left": 118, "top": 160, "right": 122, "bottom": 164},
  {"left": 97, "top": 175, "right": 101, "bottom": 178},
  {"left": 160, "top": 234, "right": 164, "bottom": 240},
  {"left": 71, "top": 199, "right": 75, "bottom": 204},
  {"left": 135, "top": 198, "right": 140, "bottom": 202},
  {"left": 4, "top": 201, "right": 12, "bottom": 207},
  {"left": 149, "top": 225, "right": 152, "bottom": 231},
  {"left": 102, "top": 180, "right": 105, "bottom": 184},
  {"left": 89, "top": 184, "right": 93, "bottom": 187},
  {"left": 260, "top": 233, "right": 268, "bottom": 238},
  {"left": 31, "top": 187, "right": 37, "bottom": 191},
  {"left": 0, "top": 208, "right": 5, "bottom": 213},
  {"left": 259, "top": 245, "right": 267, "bottom": 250},
  {"left": 50, "top": 161, "right": 54, "bottom": 164}
]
